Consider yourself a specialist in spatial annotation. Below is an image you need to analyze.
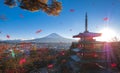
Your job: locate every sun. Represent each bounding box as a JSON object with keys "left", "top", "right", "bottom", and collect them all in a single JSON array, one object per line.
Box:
[{"left": 96, "top": 28, "right": 116, "bottom": 42}]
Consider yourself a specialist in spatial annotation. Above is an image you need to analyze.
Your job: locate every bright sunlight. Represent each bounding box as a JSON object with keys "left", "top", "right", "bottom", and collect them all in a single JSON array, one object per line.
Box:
[{"left": 96, "top": 28, "right": 116, "bottom": 42}]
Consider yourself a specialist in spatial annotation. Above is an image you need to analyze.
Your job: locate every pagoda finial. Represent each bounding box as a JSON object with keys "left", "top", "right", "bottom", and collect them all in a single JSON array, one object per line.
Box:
[{"left": 85, "top": 12, "right": 88, "bottom": 32}]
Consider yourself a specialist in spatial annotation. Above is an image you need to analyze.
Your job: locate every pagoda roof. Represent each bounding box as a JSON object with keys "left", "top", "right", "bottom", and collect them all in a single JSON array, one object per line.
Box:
[
  {"left": 79, "top": 59, "right": 110, "bottom": 63},
  {"left": 77, "top": 49, "right": 107, "bottom": 53},
  {"left": 70, "top": 55, "right": 81, "bottom": 62},
  {"left": 73, "top": 31, "right": 101, "bottom": 38},
  {"left": 71, "top": 48, "right": 82, "bottom": 52}
]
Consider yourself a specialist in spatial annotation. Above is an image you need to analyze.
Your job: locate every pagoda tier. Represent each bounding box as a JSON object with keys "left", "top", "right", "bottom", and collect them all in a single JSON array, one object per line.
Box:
[
  {"left": 73, "top": 13, "right": 101, "bottom": 38},
  {"left": 72, "top": 48, "right": 107, "bottom": 53},
  {"left": 73, "top": 31, "right": 101, "bottom": 38}
]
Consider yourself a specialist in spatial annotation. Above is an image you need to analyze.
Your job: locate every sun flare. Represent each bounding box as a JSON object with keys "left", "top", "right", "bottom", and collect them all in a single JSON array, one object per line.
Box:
[{"left": 96, "top": 28, "right": 116, "bottom": 42}]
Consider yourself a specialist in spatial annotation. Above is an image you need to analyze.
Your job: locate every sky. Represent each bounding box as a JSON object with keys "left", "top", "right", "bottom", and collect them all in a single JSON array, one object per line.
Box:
[{"left": 0, "top": 0, "right": 120, "bottom": 40}]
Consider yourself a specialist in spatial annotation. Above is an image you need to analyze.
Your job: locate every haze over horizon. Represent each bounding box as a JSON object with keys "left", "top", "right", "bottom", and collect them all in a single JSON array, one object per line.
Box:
[
  {"left": 0, "top": 33, "right": 76, "bottom": 40},
  {"left": 0, "top": 0, "right": 120, "bottom": 41}
]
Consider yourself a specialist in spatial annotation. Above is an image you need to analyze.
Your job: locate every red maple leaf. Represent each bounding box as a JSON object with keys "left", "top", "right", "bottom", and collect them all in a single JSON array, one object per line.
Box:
[
  {"left": 103, "top": 17, "right": 109, "bottom": 21},
  {"left": 6, "top": 35, "right": 10, "bottom": 38},
  {"left": 70, "top": 9, "right": 75, "bottom": 12},
  {"left": 36, "top": 29, "right": 42, "bottom": 34},
  {"left": 19, "top": 14, "right": 24, "bottom": 18}
]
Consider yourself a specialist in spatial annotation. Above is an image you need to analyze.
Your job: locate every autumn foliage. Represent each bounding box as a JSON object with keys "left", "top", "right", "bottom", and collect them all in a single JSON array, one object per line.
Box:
[{"left": 4, "top": 0, "right": 62, "bottom": 16}]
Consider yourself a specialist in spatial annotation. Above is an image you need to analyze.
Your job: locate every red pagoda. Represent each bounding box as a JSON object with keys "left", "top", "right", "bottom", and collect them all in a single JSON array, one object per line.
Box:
[{"left": 71, "top": 13, "right": 111, "bottom": 73}]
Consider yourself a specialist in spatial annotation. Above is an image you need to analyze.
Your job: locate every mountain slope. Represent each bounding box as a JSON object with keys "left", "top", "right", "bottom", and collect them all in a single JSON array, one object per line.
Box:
[{"left": 30, "top": 33, "right": 75, "bottom": 43}]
